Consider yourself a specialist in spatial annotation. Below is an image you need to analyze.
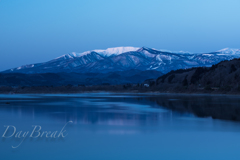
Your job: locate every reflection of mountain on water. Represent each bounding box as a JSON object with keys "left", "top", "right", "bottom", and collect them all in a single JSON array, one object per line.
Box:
[
  {"left": 0, "top": 95, "right": 175, "bottom": 126},
  {"left": 1, "top": 94, "right": 239, "bottom": 125}
]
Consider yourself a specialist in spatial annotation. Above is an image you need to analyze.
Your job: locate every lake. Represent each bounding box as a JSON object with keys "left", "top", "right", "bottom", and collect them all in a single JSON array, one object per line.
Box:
[{"left": 1, "top": 93, "right": 240, "bottom": 160}]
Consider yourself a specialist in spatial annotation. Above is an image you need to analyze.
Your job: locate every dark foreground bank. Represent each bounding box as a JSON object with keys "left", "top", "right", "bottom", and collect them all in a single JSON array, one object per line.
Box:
[{"left": 1, "top": 84, "right": 240, "bottom": 95}]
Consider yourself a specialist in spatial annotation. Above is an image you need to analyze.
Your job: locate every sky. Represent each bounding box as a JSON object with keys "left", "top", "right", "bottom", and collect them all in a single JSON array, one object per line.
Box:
[{"left": 0, "top": 0, "right": 240, "bottom": 71}]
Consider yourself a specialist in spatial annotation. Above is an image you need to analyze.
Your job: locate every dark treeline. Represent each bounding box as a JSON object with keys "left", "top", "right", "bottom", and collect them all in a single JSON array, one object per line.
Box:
[{"left": 2, "top": 58, "right": 240, "bottom": 95}]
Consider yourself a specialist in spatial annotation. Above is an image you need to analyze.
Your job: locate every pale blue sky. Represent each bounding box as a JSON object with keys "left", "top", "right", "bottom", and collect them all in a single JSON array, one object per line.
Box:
[{"left": 0, "top": 0, "right": 240, "bottom": 71}]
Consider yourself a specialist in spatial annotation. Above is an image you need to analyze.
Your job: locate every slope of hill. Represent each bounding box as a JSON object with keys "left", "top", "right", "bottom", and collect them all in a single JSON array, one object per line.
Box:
[{"left": 154, "top": 58, "right": 240, "bottom": 93}]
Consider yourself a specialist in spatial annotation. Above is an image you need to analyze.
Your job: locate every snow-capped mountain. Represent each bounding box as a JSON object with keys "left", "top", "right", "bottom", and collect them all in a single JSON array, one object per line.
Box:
[
  {"left": 92, "top": 47, "right": 140, "bottom": 57},
  {"left": 58, "top": 46, "right": 139, "bottom": 58},
  {"left": 216, "top": 48, "right": 240, "bottom": 55},
  {"left": 3, "top": 47, "right": 240, "bottom": 74}
]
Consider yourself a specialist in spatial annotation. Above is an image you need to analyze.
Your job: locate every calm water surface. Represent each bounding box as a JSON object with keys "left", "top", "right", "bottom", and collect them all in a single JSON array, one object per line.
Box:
[{"left": 1, "top": 93, "right": 240, "bottom": 160}]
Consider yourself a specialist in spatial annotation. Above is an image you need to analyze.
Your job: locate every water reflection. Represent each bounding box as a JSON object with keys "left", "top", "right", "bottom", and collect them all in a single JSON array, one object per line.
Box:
[
  {"left": 0, "top": 94, "right": 173, "bottom": 127},
  {"left": 1, "top": 93, "right": 240, "bottom": 160},
  {"left": 1, "top": 93, "right": 240, "bottom": 128},
  {"left": 146, "top": 94, "right": 240, "bottom": 121}
]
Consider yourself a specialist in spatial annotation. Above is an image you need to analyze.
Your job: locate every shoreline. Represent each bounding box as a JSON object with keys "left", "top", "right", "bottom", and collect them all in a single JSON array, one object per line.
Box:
[{"left": 1, "top": 89, "right": 240, "bottom": 97}]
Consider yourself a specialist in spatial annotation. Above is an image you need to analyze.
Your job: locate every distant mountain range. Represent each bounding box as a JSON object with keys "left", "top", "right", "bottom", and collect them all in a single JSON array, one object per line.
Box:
[
  {"left": 3, "top": 47, "right": 240, "bottom": 74},
  {"left": 2, "top": 56, "right": 240, "bottom": 95},
  {"left": 1, "top": 46, "right": 240, "bottom": 87}
]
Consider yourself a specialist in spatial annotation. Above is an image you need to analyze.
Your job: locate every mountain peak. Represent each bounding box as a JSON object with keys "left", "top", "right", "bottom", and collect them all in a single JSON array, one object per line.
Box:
[
  {"left": 55, "top": 47, "right": 139, "bottom": 60},
  {"left": 217, "top": 48, "right": 240, "bottom": 55},
  {"left": 137, "top": 47, "right": 152, "bottom": 52},
  {"left": 92, "top": 46, "right": 139, "bottom": 57},
  {"left": 76, "top": 46, "right": 140, "bottom": 57}
]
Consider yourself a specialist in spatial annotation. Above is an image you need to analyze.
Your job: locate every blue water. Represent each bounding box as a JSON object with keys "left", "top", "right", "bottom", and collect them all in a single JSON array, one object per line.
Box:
[{"left": 1, "top": 93, "right": 240, "bottom": 160}]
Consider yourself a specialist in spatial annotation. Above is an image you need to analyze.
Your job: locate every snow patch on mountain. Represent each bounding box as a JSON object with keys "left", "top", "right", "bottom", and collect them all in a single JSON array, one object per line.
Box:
[
  {"left": 56, "top": 47, "right": 140, "bottom": 60},
  {"left": 141, "top": 50, "right": 155, "bottom": 58},
  {"left": 93, "top": 47, "right": 140, "bottom": 57},
  {"left": 217, "top": 48, "right": 240, "bottom": 55}
]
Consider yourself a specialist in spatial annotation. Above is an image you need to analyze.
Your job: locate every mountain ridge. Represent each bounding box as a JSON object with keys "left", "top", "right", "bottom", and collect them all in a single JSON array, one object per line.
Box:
[{"left": 3, "top": 47, "right": 240, "bottom": 74}]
